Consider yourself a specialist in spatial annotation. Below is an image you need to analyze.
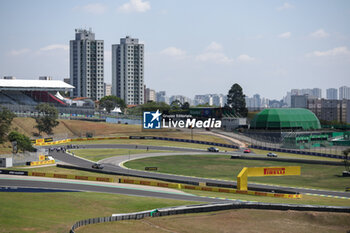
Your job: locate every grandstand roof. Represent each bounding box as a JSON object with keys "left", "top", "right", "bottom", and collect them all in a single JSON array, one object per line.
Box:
[
  {"left": 0, "top": 79, "right": 74, "bottom": 91},
  {"left": 250, "top": 108, "right": 321, "bottom": 130}
]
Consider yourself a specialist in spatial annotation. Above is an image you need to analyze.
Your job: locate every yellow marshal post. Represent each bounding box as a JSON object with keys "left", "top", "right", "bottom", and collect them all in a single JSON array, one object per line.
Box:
[{"left": 237, "top": 166, "right": 301, "bottom": 191}]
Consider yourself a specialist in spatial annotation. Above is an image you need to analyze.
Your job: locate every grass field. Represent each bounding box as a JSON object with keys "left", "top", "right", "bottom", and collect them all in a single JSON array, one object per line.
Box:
[
  {"left": 125, "top": 155, "right": 350, "bottom": 191},
  {"left": 77, "top": 209, "right": 350, "bottom": 233},
  {"left": 71, "top": 149, "right": 176, "bottom": 162},
  {"left": 0, "top": 192, "right": 198, "bottom": 233}
]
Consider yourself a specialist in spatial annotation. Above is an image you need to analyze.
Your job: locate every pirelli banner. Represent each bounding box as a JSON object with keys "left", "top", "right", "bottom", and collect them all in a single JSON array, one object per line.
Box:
[{"left": 237, "top": 166, "right": 301, "bottom": 191}]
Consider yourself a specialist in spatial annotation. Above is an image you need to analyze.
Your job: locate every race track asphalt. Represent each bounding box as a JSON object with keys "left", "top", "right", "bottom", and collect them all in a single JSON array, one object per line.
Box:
[{"left": 48, "top": 144, "right": 350, "bottom": 198}]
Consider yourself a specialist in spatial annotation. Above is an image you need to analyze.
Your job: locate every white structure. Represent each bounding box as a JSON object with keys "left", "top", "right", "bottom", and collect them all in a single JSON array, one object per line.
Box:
[
  {"left": 112, "top": 36, "right": 144, "bottom": 105},
  {"left": 70, "top": 28, "right": 104, "bottom": 100},
  {"left": 326, "top": 88, "right": 338, "bottom": 100},
  {"left": 0, "top": 157, "right": 13, "bottom": 168},
  {"left": 339, "top": 86, "right": 350, "bottom": 100}
]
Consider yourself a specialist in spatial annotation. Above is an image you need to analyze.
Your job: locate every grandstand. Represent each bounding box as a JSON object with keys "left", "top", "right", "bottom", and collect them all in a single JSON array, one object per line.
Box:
[
  {"left": 0, "top": 79, "right": 94, "bottom": 115},
  {"left": 0, "top": 79, "right": 73, "bottom": 106}
]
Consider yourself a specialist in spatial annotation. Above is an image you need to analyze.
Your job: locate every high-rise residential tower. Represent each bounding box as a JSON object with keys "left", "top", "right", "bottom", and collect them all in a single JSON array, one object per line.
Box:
[
  {"left": 326, "top": 88, "right": 338, "bottom": 100},
  {"left": 112, "top": 36, "right": 144, "bottom": 105},
  {"left": 339, "top": 86, "right": 350, "bottom": 100},
  {"left": 70, "top": 29, "right": 104, "bottom": 100}
]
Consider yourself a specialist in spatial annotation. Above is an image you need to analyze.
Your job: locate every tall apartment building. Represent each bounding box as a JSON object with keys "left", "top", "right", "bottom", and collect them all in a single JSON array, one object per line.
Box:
[
  {"left": 156, "top": 91, "right": 169, "bottom": 104},
  {"left": 290, "top": 88, "right": 322, "bottom": 99},
  {"left": 308, "top": 99, "right": 350, "bottom": 123},
  {"left": 70, "top": 29, "right": 104, "bottom": 101},
  {"left": 326, "top": 88, "right": 338, "bottom": 100},
  {"left": 112, "top": 36, "right": 144, "bottom": 105},
  {"left": 145, "top": 88, "right": 156, "bottom": 102},
  {"left": 339, "top": 86, "right": 350, "bottom": 100}
]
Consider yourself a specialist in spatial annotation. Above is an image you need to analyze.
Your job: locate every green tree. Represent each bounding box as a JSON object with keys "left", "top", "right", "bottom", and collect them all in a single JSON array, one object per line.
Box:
[
  {"left": 99, "top": 95, "right": 126, "bottom": 113},
  {"left": 8, "top": 131, "right": 35, "bottom": 153},
  {"left": 34, "top": 103, "right": 59, "bottom": 135},
  {"left": 0, "top": 107, "right": 16, "bottom": 143},
  {"left": 227, "top": 83, "right": 248, "bottom": 117},
  {"left": 182, "top": 102, "right": 190, "bottom": 110},
  {"left": 170, "top": 100, "right": 182, "bottom": 110}
]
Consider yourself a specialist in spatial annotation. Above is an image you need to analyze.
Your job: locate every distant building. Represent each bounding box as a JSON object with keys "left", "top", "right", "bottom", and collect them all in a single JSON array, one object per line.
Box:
[
  {"left": 3, "top": 76, "right": 16, "bottom": 80},
  {"left": 112, "top": 36, "right": 144, "bottom": 105},
  {"left": 104, "top": 83, "right": 112, "bottom": 97},
  {"left": 291, "top": 95, "right": 308, "bottom": 108},
  {"left": 70, "top": 28, "right": 104, "bottom": 100},
  {"left": 145, "top": 88, "right": 156, "bottom": 102},
  {"left": 169, "top": 95, "right": 190, "bottom": 105},
  {"left": 308, "top": 98, "right": 350, "bottom": 123},
  {"left": 156, "top": 91, "right": 169, "bottom": 104},
  {"left": 290, "top": 88, "right": 322, "bottom": 99},
  {"left": 339, "top": 86, "right": 350, "bottom": 100},
  {"left": 39, "top": 76, "right": 52, "bottom": 80},
  {"left": 63, "top": 78, "right": 70, "bottom": 85},
  {"left": 326, "top": 88, "right": 338, "bottom": 100}
]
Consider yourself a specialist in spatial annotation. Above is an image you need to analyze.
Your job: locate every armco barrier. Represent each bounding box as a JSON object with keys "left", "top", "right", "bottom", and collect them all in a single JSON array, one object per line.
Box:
[
  {"left": 28, "top": 171, "right": 114, "bottom": 182},
  {"left": 0, "top": 169, "right": 28, "bottom": 176},
  {"left": 249, "top": 145, "right": 345, "bottom": 160},
  {"left": 69, "top": 201, "right": 350, "bottom": 233},
  {"left": 119, "top": 177, "right": 301, "bottom": 199}
]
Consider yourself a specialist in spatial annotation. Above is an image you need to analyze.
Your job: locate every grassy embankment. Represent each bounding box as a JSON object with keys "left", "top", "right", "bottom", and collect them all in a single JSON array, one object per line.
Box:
[
  {"left": 0, "top": 192, "right": 198, "bottom": 233},
  {"left": 125, "top": 155, "right": 350, "bottom": 191}
]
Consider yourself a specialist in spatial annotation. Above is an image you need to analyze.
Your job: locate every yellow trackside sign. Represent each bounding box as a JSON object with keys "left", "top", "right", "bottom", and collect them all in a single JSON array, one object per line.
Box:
[{"left": 237, "top": 166, "right": 301, "bottom": 191}]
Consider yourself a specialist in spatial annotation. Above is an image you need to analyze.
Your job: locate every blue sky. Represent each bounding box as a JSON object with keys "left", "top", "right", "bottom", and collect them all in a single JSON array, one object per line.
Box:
[{"left": 0, "top": 0, "right": 349, "bottom": 100}]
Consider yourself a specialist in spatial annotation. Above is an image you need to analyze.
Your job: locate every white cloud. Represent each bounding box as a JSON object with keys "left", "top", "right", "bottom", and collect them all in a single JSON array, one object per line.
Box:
[
  {"left": 306, "top": 46, "right": 350, "bottom": 57},
  {"left": 196, "top": 52, "right": 234, "bottom": 64},
  {"left": 277, "top": 2, "right": 294, "bottom": 11},
  {"left": 310, "top": 29, "right": 329, "bottom": 38},
  {"left": 206, "top": 42, "right": 223, "bottom": 52},
  {"left": 9, "top": 48, "right": 31, "bottom": 56},
  {"left": 118, "top": 0, "right": 151, "bottom": 13},
  {"left": 237, "top": 54, "right": 255, "bottom": 62},
  {"left": 78, "top": 3, "right": 107, "bottom": 14},
  {"left": 40, "top": 44, "right": 69, "bottom": 51},
  {"left": 160, "top": 47, "right": 186, "bottom": 58},
  {"left": 278, "top": 32, "right": 291, "bottom": 39}
]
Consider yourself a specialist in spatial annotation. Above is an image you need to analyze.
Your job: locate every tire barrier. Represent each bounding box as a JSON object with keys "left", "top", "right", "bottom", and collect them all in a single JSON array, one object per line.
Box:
[
  {"left": 119, "top": 177, "right": 301, "bottom": 199},
  {"left": 249, "top": 145, "right": 345, "bottom": 160},
  {"left": 69, "top": 201, "right": 350, "bottom": 233},
  {"left": 34, "top": 135, "right": 239, "bottom": 149},
  {"left": 27, "top": 171, "right": 114, "bottom": 183}
]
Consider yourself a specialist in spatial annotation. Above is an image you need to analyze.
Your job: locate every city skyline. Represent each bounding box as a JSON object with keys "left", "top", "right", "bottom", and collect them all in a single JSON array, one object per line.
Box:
[{"left": 0, "top": 0, "right": 350, "bottom": 100}]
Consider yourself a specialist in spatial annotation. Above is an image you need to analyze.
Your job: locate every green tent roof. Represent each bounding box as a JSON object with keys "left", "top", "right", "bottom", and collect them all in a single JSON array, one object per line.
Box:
[{"left": 250, "top": 108, "right": 321, "bottom": 130}]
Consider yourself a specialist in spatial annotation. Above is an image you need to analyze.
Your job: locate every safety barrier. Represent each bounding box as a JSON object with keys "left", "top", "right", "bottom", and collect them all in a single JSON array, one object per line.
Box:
[
  {"left": 34, "top": 135, "right": 239, "bottom": 149},
  {"left": 28, "top": 160, "right": 55, "bottom": 166},
  {"left": 27, "top": 171, "right": 114, "bottom": 182},
  {"left": 250, "top": 145, "right": 345, "bottom": 160},
  {"left": 69, "top": 201, "right": 350, "bottom": 233},
  {"left": 119, "top": 177, "right": 301, "bottom": 199}
]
